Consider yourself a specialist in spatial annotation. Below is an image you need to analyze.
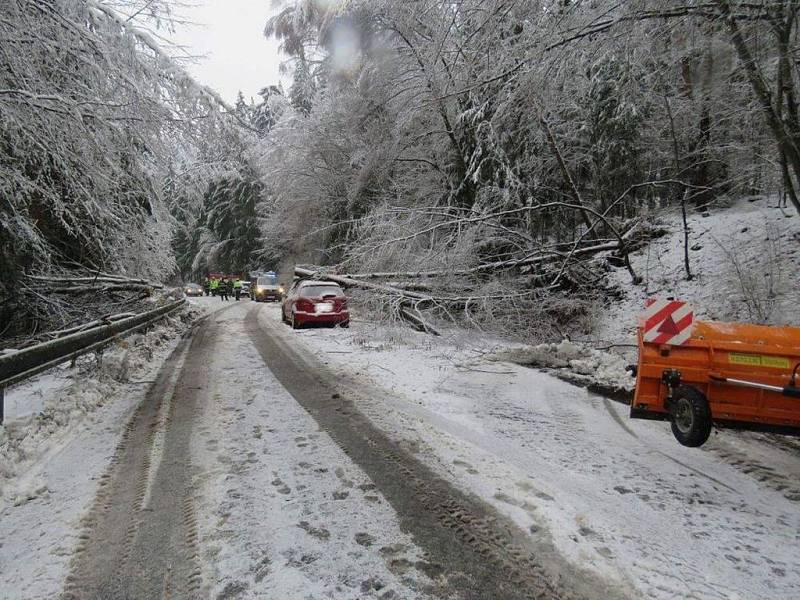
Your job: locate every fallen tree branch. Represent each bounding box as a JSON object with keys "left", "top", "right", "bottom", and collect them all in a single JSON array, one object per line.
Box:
[
  {"left": 26, "top": 273, "right": 163, "bottom": 289},
  {"left": 294, "top": 267, "right": 433, "bottom": 302},
  {"left": 44, "top": 312, "right": 137, "bottom": 339},
  {"left": 399, "top": 306, "right": 441, "bottom": 336},
  {"left": 45, "top": 284, "right": 155, "bottom": 294},
  {"left": 342, "top": 239, "right": 621, "bottom": 280}
]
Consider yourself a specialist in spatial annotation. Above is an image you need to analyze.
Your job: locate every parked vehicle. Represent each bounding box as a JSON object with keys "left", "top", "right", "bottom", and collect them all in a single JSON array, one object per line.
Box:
[
  {"left": 183, "top": 283, "right": 203, "bottom": 297},
  {"left": 252, "top": 273, "right": 284, "bottom": 302},
  {"left": 240, "top": 280, "right": 251, "bottom": 297},
  {"left": 281, "top": 280, "right": 349, "bottom": 329},
  {"left": 631, "top": 318, "right": 800, "bottom": 447}
]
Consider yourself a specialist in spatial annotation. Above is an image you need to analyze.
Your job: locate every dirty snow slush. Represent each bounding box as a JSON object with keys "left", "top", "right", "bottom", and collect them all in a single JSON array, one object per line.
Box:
[{"left": 64, "top": 313, "right": 212, "bottom": 598}]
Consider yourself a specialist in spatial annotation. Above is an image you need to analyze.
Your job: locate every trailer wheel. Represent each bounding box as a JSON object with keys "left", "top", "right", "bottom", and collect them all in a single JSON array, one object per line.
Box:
[{"left": 670, "top": 386, "right": 712, "bottom": 447}]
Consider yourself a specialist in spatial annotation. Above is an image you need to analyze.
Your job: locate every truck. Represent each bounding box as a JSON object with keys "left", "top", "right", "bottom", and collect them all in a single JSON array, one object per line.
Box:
[{"left": 631, "top": 317, "right": 800, "bottom": 447}]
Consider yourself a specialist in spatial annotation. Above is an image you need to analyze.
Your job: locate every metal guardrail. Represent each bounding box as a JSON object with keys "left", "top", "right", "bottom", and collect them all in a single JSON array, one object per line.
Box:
[{"left": 0, "top": 299, "right": 186, "bottom": 424}]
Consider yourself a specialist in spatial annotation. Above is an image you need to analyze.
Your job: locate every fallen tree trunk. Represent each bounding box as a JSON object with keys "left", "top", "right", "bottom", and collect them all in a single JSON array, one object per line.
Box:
[
  {"left": 26, "top": 273, "right": 164, "bottom": 289},
  {"left": 44, "top": 312, "right": 137, "bottom": 339},
  {"left": 343, "top": 239, "right": 621, "bottom": 280},
  {"left": 294, "top": 267, "right": 432, "bottom": 302},
  {"left": 398, "top": 307, "right": 441, "bottom": 336},
  {"left": 382, "top": 282, "right": 433, "bottom": 292},
  {"left": 45, "top": 284, "right": 155, "bottom": 294}
]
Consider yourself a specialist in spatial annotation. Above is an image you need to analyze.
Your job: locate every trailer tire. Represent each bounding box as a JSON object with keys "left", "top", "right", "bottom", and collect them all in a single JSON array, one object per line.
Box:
[{"left": 670, "top": 386, "right": 712, "bottom": 447}]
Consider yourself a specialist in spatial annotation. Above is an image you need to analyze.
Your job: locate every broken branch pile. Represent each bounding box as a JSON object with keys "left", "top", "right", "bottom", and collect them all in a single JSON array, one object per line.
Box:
[
  {"left": 293, "top": 219, "right": 649, "bottom": 339},
  {"left": 1, "top": 270, "right": 169, "bottom": 346}
]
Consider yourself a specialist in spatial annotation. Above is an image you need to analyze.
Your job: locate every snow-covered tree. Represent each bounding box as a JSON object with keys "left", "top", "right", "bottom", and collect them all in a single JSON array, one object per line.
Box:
[
  {"left": 0, "top": 0, "right": 246, "bottom": 335},
  {"left": 253, "top": 0, "right": 798, "bottom": 335}
]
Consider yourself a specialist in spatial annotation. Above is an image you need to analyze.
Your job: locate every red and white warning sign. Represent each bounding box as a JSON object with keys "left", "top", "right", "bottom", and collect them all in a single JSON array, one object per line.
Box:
[{"left": 641, "top": 298, "right": 694, "bottom": 346}]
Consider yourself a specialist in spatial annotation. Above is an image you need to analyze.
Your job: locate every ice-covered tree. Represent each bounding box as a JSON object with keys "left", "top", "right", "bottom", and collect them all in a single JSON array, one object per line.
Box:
[{"left": 0, "top": 0, "right": 246, "bottom": 335}]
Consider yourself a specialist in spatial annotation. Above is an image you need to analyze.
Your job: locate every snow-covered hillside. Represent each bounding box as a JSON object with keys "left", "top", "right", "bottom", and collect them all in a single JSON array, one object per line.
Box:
[{"left": 598, "top": 196, "right": 800, "bottom": 343}]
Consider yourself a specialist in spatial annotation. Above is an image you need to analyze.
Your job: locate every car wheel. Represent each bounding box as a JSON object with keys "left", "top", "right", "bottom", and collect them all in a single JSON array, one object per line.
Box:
[
  {"left": 339, "top": 320, "right": 349, "bottom": 328},
  {"left": 291, "top": 311, "right": 300, "bottom": 329},
  {"left": 670, "top": 386, "right": 712, "bottom": 447}
]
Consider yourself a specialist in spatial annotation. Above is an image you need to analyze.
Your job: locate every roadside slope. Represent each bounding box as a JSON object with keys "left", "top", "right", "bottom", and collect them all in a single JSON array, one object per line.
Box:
[{"left": 598, "top": 196, "right": 800, "bottom": 343}]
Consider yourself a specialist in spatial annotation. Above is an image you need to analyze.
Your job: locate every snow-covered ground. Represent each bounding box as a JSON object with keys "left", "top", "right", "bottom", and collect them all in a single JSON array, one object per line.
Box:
[
  {"left": 189, "top": 303, "right": 434, "bottom": 599},
  {"left": 0, "top": 308, "right": 199, "bottom": 598},
  {"left": 3, "top": 278, "right": 799, "bottom": 599},
  {"left": 1, "top": 299, "right": 436, "bottom": 599},
  {"left": 597, "top": 196, "right": 800, "bottom": 344},
  {"left": 521, "top": 196, "right": 800, "bottom": 397},
  {"left": 256, "top": 302, "right": 800, "bottom": 600}
]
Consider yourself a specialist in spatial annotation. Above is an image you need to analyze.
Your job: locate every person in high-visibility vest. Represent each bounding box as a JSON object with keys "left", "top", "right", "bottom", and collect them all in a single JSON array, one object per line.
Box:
[
  {"left": 233, "top": 278, "right": 242, "bottom": 301},
  {"left": 209, "top": 278, "right": 219, "bottom": 296},
  {"left": 219, "top": 278, "right": 229, "bottom": 301}
]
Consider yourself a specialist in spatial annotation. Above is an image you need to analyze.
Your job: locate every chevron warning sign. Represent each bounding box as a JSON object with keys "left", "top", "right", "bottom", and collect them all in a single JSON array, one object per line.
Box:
[{"left": 641, "top": 298, "right": 694, "bottom": 346}]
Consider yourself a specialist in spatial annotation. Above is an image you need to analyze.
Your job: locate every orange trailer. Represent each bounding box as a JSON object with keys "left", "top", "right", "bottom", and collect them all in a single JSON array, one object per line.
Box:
[{"left": 631, "top": 320, "right": 800, "bottom": 447}]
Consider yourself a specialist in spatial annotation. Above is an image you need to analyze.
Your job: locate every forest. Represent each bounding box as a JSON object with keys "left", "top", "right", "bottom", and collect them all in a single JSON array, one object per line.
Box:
[{"left": 2, "top": 0, "right": 799, "bottom": 341}]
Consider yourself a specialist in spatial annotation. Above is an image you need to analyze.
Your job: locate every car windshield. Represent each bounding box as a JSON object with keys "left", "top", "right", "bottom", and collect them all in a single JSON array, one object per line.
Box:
[
  {"left": 257, "top": 276, "right": 278, "bottom": 286},
  {"left": 300, "top": 285, "right": 343, "bottom": 297}
]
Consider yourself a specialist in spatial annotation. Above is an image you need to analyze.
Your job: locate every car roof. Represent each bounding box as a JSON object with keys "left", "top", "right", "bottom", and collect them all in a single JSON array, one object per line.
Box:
[{"left": 299, "top": 280, "right": 340, "bottom": 286}]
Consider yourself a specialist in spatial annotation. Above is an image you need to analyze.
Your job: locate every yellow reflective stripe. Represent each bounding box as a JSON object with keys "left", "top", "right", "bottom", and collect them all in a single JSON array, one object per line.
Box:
[{"left": 728, "top": 353, "right": 790, "bottom": 369}]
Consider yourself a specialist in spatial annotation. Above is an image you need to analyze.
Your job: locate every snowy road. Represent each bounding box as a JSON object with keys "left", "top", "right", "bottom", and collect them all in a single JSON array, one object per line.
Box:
[
  {"left": 55, "top": 299, "right": 614, "bottom": 599},
  {"left": 2, "top": 297, "right": 799, "bottom": 599},
  {"left": 59, "top": 302, "right": 438, "bottom": 599}
]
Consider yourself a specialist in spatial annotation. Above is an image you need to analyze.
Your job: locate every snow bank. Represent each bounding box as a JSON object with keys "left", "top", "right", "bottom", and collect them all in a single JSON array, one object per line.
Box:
[
  {"left": 491, "top": 339, "right": 634, "bottom": 396},
  {"left": 0, "top": 304, "right": 202, "bottom": 503}
]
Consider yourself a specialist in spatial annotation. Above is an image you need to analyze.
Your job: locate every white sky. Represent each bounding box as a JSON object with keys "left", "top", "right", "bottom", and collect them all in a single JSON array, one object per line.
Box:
[{"left": 170, "top": 1, "right": 286, "bottom": 104}]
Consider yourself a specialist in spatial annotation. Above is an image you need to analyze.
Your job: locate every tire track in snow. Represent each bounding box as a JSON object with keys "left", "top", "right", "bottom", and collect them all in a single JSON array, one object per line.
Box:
[
  {"left": 248, "top": 306, "right": 629, "bottom": 600},
  {"left": 600, "top": 396, "right": 736, "bottom": 492},
  {"left": 64, "top": 306, "right": 233, "bottom": 599}
]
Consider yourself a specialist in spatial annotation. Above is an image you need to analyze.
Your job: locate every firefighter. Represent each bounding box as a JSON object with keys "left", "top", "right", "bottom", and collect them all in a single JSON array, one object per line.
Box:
[
  {"left": 218, "top": 278, "right": 229, "bottom": 301},
  {"left": 210, "top": 278, "right": 219, "bottom": 296},
  {"left": 233, "top": 278, "right": 242, "bottom": 301}
]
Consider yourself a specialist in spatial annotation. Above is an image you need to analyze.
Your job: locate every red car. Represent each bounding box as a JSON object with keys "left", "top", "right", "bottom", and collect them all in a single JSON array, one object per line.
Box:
[{"left": 282, "top": 280, "right": 350, "bottom": 329}]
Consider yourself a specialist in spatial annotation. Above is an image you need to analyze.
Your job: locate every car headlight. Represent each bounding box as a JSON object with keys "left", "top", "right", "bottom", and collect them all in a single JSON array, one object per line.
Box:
[
  {"left": 278, "top": 286, "right": 285, "bottom": 293},
  {"left": 257, "top": 286, "right": 265, "bottom": 292}
]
